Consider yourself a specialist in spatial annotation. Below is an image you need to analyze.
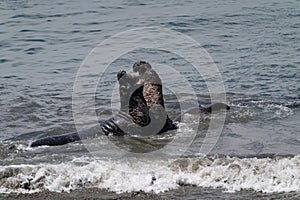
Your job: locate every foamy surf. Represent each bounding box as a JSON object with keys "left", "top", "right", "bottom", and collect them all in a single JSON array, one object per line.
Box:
[
  {"left": 228, "top": 100, "right": 297, "bottom": 121},
  {"left": 1, "top": 155, "right": 299, "bottom": 194}
]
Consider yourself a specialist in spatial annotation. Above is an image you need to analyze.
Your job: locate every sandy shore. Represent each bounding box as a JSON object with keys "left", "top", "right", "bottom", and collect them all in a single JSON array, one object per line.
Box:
[
  {"left": 3, "top": 187, "right": 300, "bottom": 200},
  {"left": 2, "top": 188, "right": 165, "bottom": 200}
]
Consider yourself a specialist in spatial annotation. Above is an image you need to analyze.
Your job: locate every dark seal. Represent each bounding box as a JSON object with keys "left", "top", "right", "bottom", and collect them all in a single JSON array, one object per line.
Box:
[
  {"left": 30, "top": 62, "right": 230, "bottom": 147},
  {"left": 132, "top": 61, "right": 177, "bottom": 133},
  {"left": 30, "top": 71, "right": 142, "bottom": 147},
  {"left": 132, "top": 61, "right": 230, "bottom": 124}
]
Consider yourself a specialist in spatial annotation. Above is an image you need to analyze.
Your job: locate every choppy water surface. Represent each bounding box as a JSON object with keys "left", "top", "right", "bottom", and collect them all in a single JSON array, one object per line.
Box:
[{"left": 0, "top": 0, "right": 299, "bottom": 199}]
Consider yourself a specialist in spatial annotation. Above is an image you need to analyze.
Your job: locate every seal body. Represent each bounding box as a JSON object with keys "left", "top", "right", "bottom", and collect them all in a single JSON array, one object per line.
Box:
[{"left": 132, "top": 61, "right": 177, "bottom": 133}]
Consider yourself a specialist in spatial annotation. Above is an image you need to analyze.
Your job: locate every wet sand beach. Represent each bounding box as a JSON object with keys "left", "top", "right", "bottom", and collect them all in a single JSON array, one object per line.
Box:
[{"left": 3, "top": 187, "right": 300, "bottom": 200}]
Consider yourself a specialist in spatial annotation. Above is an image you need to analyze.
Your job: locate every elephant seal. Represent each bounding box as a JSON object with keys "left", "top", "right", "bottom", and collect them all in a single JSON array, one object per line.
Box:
[
  {"left": 30, "top": 62, "right": 230, "bottom": 147},
  {"left": 132, "top": 61, "right": 178, "bottom": 133},
  {"left": 132, "top": 61, "right": 164, "bottom": 108},
  {"left": 117, "top": 70, "right": 150, "bottom": 127},
  {"left": 30, "top": 71, "right": 142, "bottom": 147},
  {"left": 118, "top": 69, "right": 174, "bottom": 135},
  {"left": 132, "top": 61, "right": 230, "bottom": 124}
]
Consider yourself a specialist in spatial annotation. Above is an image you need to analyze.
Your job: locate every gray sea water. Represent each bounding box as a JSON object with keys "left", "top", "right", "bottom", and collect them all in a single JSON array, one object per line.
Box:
[{"left": 0, "top": 0, "right": 300, "bottom": 199}]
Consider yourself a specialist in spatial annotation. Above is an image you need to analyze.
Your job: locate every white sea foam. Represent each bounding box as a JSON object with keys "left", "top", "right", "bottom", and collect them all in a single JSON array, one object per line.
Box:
[
  {"left": 229, "top": 100, "right": 295, "bottom": 121},
  {"left": 0, "top": 155, "right": 299, "bottom": 194}
]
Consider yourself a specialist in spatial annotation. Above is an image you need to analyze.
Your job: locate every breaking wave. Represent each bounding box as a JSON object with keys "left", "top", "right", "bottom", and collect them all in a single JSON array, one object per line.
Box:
[{"left": 1, "top": 154, "right": 299, "bottom": 194}]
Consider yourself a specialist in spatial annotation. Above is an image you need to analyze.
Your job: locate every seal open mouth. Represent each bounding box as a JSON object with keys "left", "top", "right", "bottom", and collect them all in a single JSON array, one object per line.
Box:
[{"left": 136, "top": 78, "right": 144, "bottom": 85}]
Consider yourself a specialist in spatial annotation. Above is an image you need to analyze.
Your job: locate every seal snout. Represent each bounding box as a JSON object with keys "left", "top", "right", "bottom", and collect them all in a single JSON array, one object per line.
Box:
[{"left": 117, "top": 70, "right": 127, "bottom": 80}]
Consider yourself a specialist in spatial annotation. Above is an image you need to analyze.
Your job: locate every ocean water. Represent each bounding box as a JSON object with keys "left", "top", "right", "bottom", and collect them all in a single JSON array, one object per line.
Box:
[{"left": 0, "top": 0, "right": 299, "bottom": 199}]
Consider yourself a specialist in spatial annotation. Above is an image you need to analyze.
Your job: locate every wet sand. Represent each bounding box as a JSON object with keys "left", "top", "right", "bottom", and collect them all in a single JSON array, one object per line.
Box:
[
  {"left": 3, "top": 187, "right": 300, "bottom": 200},
  {"left": 2, "top": 188, "right": 165, "bottom": 200}
]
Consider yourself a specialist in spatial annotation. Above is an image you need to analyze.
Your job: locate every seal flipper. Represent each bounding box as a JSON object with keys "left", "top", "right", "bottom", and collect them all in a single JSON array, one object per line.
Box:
[
  {"left": 30, "top": 124, "right": 104, "bottom": 147},
  {"left": 30, "top": 131, "right": 80, "bottom": 147},
  {"left": 174, "top": 103, "right": 230, "bottom": 122},
  {"left": 203, "top": 102, "right": 230, "bottom": 113}
]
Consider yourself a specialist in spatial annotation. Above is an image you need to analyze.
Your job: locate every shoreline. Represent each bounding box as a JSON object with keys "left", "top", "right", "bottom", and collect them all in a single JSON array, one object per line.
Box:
[
  {"left": 3, "top": 187, "right": 300, "bottom": 200},
  {"left": 2, "top": 188, "right": 165, "bottom": 200}
]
